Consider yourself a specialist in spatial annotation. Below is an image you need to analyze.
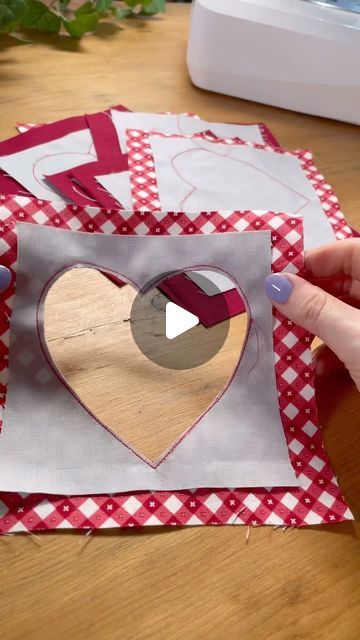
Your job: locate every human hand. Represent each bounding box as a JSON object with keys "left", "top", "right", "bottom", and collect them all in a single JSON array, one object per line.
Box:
[
  {"left": 265, "top": 239, "right": 360, "bottom": 391},
  {"left": 0, "top": 266, "right": 11, "bottom": 293}
]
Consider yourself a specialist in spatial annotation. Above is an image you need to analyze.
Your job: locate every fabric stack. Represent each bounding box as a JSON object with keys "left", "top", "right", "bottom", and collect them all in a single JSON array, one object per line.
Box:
[
  {"left": 0, "top": 104, "right": 354, "bottom": 534},
  {"left": 0, "top": 104, "right": 354, "bottom": 325}
]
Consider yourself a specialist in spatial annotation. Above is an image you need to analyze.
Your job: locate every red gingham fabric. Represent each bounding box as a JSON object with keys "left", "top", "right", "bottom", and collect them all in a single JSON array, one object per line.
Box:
[
  {"left": 126, "top": 130, "right": 353, "bottom": 242},
  {"left": 0, "top": 195, "right": 352, "bottom": 532},
  {"left": 17, "top": 118, "right": 279, "bottom": 147},
  {"left": 16, "top": 123, "right": 44, "bottom": 133}
]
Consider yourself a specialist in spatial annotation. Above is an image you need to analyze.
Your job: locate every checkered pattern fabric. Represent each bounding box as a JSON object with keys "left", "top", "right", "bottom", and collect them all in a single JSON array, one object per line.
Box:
[
  {"left": 126, "top": 130, "right": 353, "bottom": 243},
  {"left": 0, "top": 195, "right": 352, "bottom": 532},
  {"left": 16, "top": 118, "right": 279, "bottom": 147},
  {"left": 16, "top": 123, "right": 44, "bottom": 133}
]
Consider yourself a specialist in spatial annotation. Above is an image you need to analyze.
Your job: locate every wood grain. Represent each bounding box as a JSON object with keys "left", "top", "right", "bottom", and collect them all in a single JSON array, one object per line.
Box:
[
  {"left": 44, "top": 268, "right": 246, "bottom": 462},
  {"left": 0, "top": 5, "right": 359, "bottom": 640}
]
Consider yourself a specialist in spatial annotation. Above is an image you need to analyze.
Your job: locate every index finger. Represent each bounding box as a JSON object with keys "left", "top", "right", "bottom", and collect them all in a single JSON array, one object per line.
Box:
[{"left": 305, "top": 238, "right": 360, "bottom": 279}]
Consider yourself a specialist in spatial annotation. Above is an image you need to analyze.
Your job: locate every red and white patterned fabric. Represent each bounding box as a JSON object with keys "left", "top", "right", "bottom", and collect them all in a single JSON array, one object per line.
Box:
[
  {"left": 0, "top": 195, "right": 352, "bottom": 532},
  {"left": 126, "top": 130, "right": 353, "bottom": 242},
  {"left": 17, "top": 119, "right": 279, "bottom": 146},
  {"left": 16, "top": 123, "right": 44, "bottom": 133}
]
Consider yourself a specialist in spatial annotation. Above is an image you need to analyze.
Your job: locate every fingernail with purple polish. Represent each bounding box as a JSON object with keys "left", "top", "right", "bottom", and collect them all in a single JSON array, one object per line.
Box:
[
  {"left": 0, "top": 266, "right": 12, "bottom": 293},
  {"left": 265, "top": 274, "right": 293, "bottom": 304}
]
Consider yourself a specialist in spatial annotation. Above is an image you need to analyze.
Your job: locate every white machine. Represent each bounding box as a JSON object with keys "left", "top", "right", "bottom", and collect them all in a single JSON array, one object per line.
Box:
[{"left": 187, "top": 0, "right": 360, "bottom": 124}]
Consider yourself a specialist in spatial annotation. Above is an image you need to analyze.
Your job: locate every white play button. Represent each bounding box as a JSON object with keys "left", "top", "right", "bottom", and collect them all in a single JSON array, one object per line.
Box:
[
  {"left": 130, "top": 271, "right": 230, "bottom": 369},
  {"left": 165, "top": 302, "right": 199, "bottom": 340}
]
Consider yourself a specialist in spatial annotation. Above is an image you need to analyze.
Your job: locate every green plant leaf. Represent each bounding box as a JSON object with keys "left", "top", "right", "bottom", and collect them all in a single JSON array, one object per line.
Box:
[
  {"left": 112, "top": 7, "right": 133, "bottom": 19},
  {"left": 21, "top": 0, "right": 61, "bottom": 32},
  {"left": 63, "top": 11, "right": 99, "bottom": 38},
  {"left": 95, "top": 0, "right": 112, "bottom": 13},
  {"left": 0, "top": 0, "right": 27, "bottom": 33},
  {"left": 123, "top": 0, "right": 138, "bottom": 8},
  {"left": 75, "top": 1, "right": 95, "bottom": 16},
  {"left": 139, "top": 0, "right": 165, "bottom": 16}
]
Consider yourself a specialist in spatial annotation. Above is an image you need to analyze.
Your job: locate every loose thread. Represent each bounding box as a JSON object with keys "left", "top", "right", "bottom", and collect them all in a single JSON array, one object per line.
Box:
[
  {"left": 79, "top": 528, "right": 94, "bottom": 554},
  {"left": 28, "top": 531, "right": 42, "bottom": 547},
  {"left": 230, "top": 506, "right": 246, "bottom": 525},
  {"left": 245, "top": 525, "right": 251, "bottom": 545}
]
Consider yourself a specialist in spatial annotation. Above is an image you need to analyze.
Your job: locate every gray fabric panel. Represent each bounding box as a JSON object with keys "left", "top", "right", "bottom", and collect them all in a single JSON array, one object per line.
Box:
[{"left": 0, "top": 223, "right": 298, "bottom": 494}]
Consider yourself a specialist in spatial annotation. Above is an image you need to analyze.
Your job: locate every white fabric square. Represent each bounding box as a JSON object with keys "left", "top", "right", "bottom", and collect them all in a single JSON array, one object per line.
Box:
[
  {"left": 148, "top": 136, "right": 335, "bottom": 250},
  {"left": 0, "top": 129, "right": 95, "bottom": 201}
]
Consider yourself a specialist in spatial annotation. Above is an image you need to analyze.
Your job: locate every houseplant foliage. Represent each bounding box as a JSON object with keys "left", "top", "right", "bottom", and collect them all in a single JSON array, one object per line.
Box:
[{"left": 0, "top": 0, "right": 165, "bottom": 38}]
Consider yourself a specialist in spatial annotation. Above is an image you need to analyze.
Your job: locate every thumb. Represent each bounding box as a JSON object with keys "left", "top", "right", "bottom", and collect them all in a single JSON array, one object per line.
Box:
[{"left": 264, "top": 273, "right": 360, "bottom": 385}]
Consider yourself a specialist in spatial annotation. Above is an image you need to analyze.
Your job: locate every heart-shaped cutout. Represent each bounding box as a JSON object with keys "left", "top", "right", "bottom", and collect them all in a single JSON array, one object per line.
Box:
[{"left": 44, "top": 267, "right": 248, "bottom": 464}]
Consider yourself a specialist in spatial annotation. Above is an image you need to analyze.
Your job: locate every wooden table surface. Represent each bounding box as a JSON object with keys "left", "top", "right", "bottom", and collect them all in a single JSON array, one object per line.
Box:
[{"left": 0, "top": 5, "right": 359, "bottom": 640}]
